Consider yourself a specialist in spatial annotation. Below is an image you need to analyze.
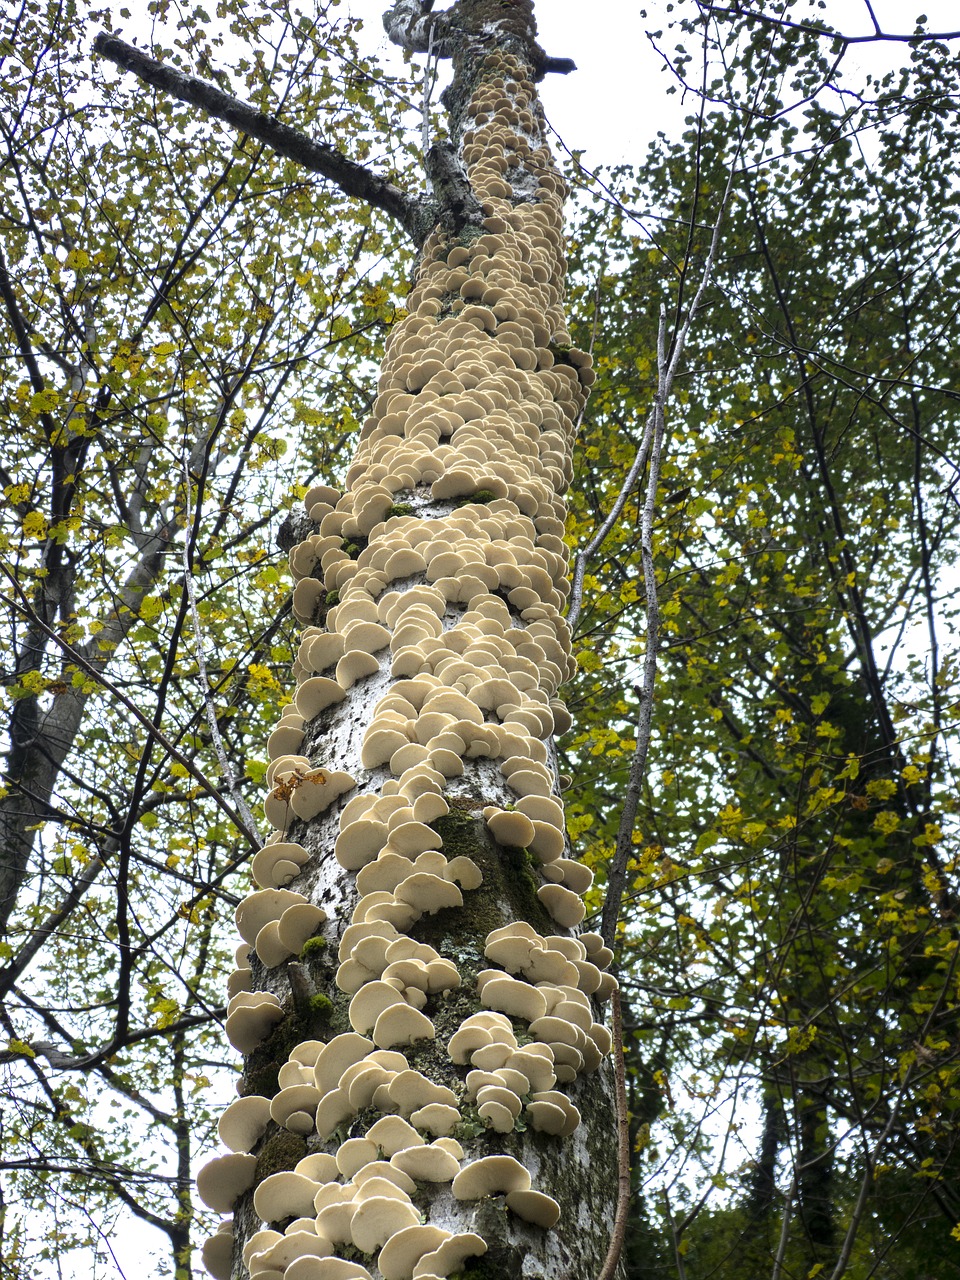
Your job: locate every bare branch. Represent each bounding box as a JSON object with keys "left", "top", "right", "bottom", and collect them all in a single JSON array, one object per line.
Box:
[
  {"left": 696, "top": 0, "right": 960, "bottom": 46},
  {"left": 91, "top": 33, "right": 433, "bottom": 242},
  {"left": 181, "top": 442, "right": 263, "bottom": 847},
  {"left": 595, "top": 987, "right": 632, "bottom": 1280}
]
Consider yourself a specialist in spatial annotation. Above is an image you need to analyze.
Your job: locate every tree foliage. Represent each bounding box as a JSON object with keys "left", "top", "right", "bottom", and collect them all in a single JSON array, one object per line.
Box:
[
  {"left": 565, "top": 6, "right": 960, "bottom": 1275},
  {"left": 0, "top": 1, "right": 415, "bottom": 1272}
]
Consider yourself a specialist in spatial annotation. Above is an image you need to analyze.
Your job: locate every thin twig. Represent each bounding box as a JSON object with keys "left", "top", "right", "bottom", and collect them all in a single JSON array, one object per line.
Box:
[
  {"left": 421, "top": 16, "right": 438, "bottom": 193},
  {"left": 593, "top": 133, "right": 741, "bottom": 948},
  {"left": 596, "top": 986, "right": 632, "bottom": 1280},
  {"left": 567, "top": 414, "right": 652, "bottom": 635},
  {"left": 598, "top": 305, "right": 667, "bottom": 950},
  {"left": 663, "top": 1187, "right": 689, "bottom": 1280},
  {"left": 0, "top": 565, "right": 257, "bottom": 846},
  {"left": 181, "top": 444, "right": 262, "bottom": 847},
  {"left": 770, "top": 1174, "right": 795, "bottom": 1280}
]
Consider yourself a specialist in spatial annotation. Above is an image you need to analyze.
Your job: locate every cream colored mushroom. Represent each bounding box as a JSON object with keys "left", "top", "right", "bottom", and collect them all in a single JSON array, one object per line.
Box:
[
  {"left": 505, "top": 1188, "right": 561, "bottom": 1229},
  {"left": 373, "top": 1003, "right": 436, "bottom": 1050},
  {"left": 217, "top": 1094, "right": 272, "bottom": 1153},
  {"left": 225, "top": 991, "right": 284, "bottom": 1054},
  {"left": 252, "top": 841, "right": 310, "bottom": 889},
  {"left": 451, "top": 1155, "right": 531, "bottom": 1200},
  {"left": 254, "top": 1171, "right": 322, "bottom": 1223},
  {"left": 413, "top": 1233, "right": 487, "bottom": 1279},
  {"left": 378, "top": 1226, "right": 453, "bottom": 1280},
  {"left": 200, "top": 1221, "right": 234, "bottom": 1280},
  {"left": 196, "top": 1152, "right": 257, "bottom": 1213}
]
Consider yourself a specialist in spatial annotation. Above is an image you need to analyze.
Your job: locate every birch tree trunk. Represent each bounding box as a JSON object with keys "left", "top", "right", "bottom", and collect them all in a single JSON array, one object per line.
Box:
[{"left": 196, "top": 4, "right": 620, "bottom": 1277}]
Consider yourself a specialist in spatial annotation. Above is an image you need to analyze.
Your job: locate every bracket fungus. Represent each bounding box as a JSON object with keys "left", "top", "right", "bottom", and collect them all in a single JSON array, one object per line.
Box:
[{"left": 200, "top": 35, "right": 616, "bottom": 1280}]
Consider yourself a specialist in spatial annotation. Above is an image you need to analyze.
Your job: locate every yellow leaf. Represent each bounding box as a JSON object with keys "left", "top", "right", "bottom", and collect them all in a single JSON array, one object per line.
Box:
[
  {"left": 29, "top": 388, "right": 59, "bottom": 414},
  {"left": 22, "top": 511, "right": 48, "bottom": 539}
]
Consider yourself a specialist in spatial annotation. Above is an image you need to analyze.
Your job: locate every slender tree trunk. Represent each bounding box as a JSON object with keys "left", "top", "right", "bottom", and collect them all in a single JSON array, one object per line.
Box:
[{"left": 197, "top": 4, "right": 620, "bottom": 1278}]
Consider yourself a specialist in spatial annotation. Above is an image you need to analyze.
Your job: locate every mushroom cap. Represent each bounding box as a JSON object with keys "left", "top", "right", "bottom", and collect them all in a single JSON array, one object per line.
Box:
[
  {"left": 477, "top": 1099, "right": 516, "bottom": 1133},
  {"left": 355, "top": 853, "right": 417, "bottom": 898},
  {"left": 352, "top": 1160, "right": 417, "bottom": 1195},
  {"left": 514, "top": 793, "right": 565, "bottom": 826},
  {"left": 443, "top": 856, "right": 483, "bottom": 890},
  {"left": 480, "top": 975, "right": 547, "bottom": 1023},
  {"left": 253, "top": 1231, "right": 333, "bottom": 1272},
  {"left": 254, "top": 1171, "right": 322, "bottom": 1224},
  {"left": 335, "top": 819, "right": 390, "bottom": 871},
  {"left": 373, "top": 1003, "right": 436, "bottom": 1050},
  {"left": 236, "top": 889, "right": 308, "bottom": 946},
  {"left": 344, "top": 1062, "right": 393, "bottom": 1110},
  {"left": 366, "top": 1115, "right": 424, "bottom": 1157},
  {"left": 243, "top": 1229, "right": 282, "bottom": 1269},
  {"left": 390, "top": 1143, "right": 460, "bottom": 1183},
  {"left": 409, "top": 1103, "right": 461, "bottom": 1136},
  {"left": 200, "top": 1224, "right": 234, "bottom": 1280},
  {"left": 289, "top": 768, "right": 356, "bottom": 821},
  {"left": 506, "top": 1048, "right": 556, "bottom": 1091},
  {"left": 252, "top": 840, "right": 310, "bottom": 889},
  {"left": 476, "top": 1083, "right": 522, "bottom": 1119},
  {"left": 348, "top": 981, "right": 408, "bottom": 1035},
  {"left": 285, "top": 1256, "right": 373, "bottom": 1280},
  {"left": 315, "top": 1087, "right": 355, "bottom": 1139},
  {"left": 377, "top": 1225, "right": 452, "bottom": 1280},
  {"left": 296, "top": 1153, "right": 340, "bottom": 1184},
  {"left": 295, "top": 677, "right": 347, "bottom": 721},
  {"left": 313, "top": 1197, "right": 358, "bottom": 1246},
  {"left": 505, "top": 1188, "right": 561, "bottom": 1229},
  {"left": 387, "top": 1069, "right": 457, "bottom": 1114},
  {"left": 451, "top": 1155, "right": 531, "bottom": 1200},
  {"left": 218, "top": 1094, "right": 272, "bottom": 1153},
  {"left": 413, "top": 1233, "right": 487, "bottom": 1278},
  {"left": 196, "top": 1152, "right": 257, "bottom": 1213},
  {"left": 254, "top": 918, "right": 294, "bottom": 969},
  {"left": 277, "top": 903, "right": 327, "bottom": 954},
  {"left": 486, "top": 809, "right": 536, "bottom": 848},
  {"left": 349, "top": 1196, "right": 420, "bottom": 1253},
  {"left": 336, "top": 1137, "right": 379, "bottom": 1179},
  {"left": 336, "top": 650, "right": 381, "bottom": 689},
  {"left": 314, "top": 1033, "right": 375, "bottom": 1091},
  {"left": 537, "top": 882, "right": 586, "bottom": 928},
  {"left": 446, "top": 1023, "right": 493, "bottom": 1064},
  {"left": 271, "top": 1084, "right": 324, "bottom": 1129},
  {"left": 224, "top": 991, "right": 284, "bottom": 1054},
  {"left": 525, "top": 1099, "right": 574, "bottom": 1137},
  {"left": 352, "top": 1175, "right": 411, "bottom": 1204},
  {"left": 394, "top": 872, "right": 462, "bottom": 915}
]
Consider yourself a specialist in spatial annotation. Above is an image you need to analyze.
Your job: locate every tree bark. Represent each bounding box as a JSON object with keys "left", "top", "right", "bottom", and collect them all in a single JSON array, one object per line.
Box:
[{"left": 195, "top": 4, "right": 619, "bottom": 1277}]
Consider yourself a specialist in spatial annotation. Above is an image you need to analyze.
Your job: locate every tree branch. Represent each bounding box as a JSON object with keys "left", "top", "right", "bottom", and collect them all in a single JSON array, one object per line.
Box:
[
  {"left": 696, "top": 1, "right": 960, "bottom": 46},
  {"left": 91, "top": 33, "right": 432, "bottom": 243}
]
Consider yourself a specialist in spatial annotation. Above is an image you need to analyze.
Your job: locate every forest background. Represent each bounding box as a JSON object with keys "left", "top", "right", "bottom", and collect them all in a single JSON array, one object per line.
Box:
[{"left": 1, "top": 0, "right": 959, "bottom": 1276}]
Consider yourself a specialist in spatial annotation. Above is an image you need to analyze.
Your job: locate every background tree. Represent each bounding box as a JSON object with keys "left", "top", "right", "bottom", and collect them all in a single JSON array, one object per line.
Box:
[
  {"left": 566, "top": 7, "right": 960, "bottom": 1276},
  {"left": 0, "top": 2, "right": 417, "bottom": 1273}
]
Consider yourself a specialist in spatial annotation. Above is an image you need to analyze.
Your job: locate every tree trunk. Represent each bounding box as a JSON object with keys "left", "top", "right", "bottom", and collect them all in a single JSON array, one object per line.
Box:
[{"left": 198, "top": 4, "right": 620, "bottom": 1278}]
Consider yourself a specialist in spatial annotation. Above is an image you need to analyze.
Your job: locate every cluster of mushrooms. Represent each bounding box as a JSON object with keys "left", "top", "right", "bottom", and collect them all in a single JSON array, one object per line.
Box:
[{"left": 198, "top": 48, "right": 616, "bottom": 1280}]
